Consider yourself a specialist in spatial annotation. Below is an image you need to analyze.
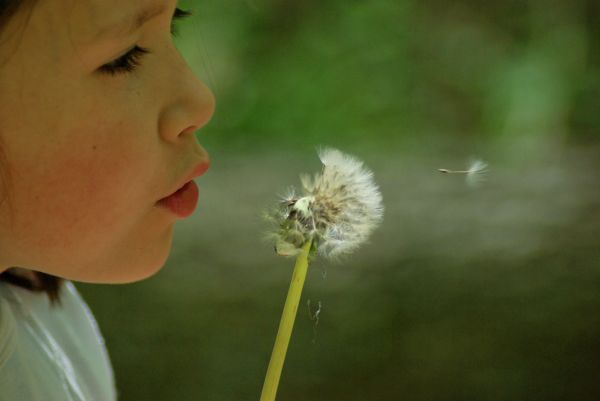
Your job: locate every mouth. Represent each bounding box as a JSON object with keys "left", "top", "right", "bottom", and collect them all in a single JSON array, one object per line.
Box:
[
  {"left": 156, "top": 180, "right": 200, "bottom": 218},
  {"left": 156, "top": 160, "right": 210, "bottom": 218}
]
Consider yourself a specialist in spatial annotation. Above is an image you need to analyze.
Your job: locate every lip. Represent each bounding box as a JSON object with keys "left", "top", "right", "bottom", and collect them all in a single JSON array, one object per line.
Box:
[
  {"left": 160, "top": 160, "right": 210, "bottom": 200},
  {"left": 156, "top": 159, "right": 210, "bottom": 217},
  {"left": 156, "top": 180, "right": 199, "bottom": 218}
]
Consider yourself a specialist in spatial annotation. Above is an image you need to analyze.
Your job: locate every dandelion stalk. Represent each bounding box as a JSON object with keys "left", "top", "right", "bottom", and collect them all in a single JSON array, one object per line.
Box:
[
  {"left": 259, "top": 239, "right": 312, "bottom": 401},
  {"left": 261, "top": 147, "right": 384, "bottom": 401}
]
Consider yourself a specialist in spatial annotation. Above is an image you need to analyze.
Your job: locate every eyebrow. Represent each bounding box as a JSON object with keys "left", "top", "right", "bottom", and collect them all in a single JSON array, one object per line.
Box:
[{"left": 94, "top": 2, "right": 170, "bottom": 40}]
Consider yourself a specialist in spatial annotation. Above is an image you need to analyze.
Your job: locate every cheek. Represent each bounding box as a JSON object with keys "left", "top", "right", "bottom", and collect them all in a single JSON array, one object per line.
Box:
[{"left": 10, "top": 122, "right": 159, "bottom": 255}]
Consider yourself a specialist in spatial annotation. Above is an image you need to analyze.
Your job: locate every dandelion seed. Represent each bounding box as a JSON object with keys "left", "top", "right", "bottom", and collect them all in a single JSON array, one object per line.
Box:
[
  {"left": 438, "top": 159, "right": 488, "bottom": 187},
  {"left": 465, "top": 159, "right": 488, "bottom": 187},
  {"left": 307, "top": 299, "right": 322, "bottom": 325},
  {"left": 308, "top": 299, "right": 323, "bottom": 344}
]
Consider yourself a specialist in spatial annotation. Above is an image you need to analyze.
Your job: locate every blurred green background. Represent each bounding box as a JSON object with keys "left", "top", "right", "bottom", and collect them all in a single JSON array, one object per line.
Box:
[{"left": 78, "top": 0, "right": 600, "bottom": 400}]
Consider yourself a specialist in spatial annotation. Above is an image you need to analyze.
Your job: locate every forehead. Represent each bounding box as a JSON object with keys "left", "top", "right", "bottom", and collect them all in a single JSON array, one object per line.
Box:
[
  {"left": 66, "top": 0, "right": 169, "bottom": 42},
  {"left": 0, "top": 0, "right": 171, "bottom": 61}
]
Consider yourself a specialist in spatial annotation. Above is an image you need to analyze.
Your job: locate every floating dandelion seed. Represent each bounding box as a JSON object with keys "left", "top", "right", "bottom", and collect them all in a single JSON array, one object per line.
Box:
[
  {"left": 260, "top": 147, "right": 383, "bottom": 401},
  {"left": 438, "top": 159, "right": 488, "bottom": 187}
]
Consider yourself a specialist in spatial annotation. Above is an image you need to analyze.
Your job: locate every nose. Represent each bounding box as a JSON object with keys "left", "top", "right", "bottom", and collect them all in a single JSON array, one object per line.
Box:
[{"left": 159, "top": 51, "right": 216, "bottom": 143}]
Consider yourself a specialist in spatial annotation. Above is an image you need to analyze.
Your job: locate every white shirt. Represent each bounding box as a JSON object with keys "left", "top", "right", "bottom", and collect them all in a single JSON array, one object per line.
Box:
[{"left": 0, "top": 280, "right": 117, "bottom": 401}]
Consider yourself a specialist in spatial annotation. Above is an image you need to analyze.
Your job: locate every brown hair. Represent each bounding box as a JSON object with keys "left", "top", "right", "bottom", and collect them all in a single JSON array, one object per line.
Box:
[{"left": 0, "top": 0, "right": 63, "bottom": 304}]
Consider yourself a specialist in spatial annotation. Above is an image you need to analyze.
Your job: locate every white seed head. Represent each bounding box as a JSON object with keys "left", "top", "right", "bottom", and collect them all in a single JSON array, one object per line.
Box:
[{"left": 264, "top": 147, "right": 384, "bottom": 260}]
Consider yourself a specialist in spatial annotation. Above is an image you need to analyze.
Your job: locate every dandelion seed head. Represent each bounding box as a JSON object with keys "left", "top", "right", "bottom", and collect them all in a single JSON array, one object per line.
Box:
[{"left": 265, "top": 147, "right": 384, "bottom": 259}]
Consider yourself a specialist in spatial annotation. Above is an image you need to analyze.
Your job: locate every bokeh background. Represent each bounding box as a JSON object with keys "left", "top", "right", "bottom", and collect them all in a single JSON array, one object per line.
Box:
[{"left": 78, "top": 0, "right": 600, "bottom": 400}]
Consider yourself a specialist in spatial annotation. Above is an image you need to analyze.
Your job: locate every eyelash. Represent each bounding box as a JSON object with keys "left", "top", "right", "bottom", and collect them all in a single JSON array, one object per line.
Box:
[{"left": 99, "top": 8, "right": 193, "bottom": 76}]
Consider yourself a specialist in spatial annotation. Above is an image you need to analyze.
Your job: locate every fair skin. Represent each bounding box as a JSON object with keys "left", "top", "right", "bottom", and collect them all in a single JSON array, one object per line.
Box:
[{"left": 0, "top": 0, "right": 214, "bottom": 283}]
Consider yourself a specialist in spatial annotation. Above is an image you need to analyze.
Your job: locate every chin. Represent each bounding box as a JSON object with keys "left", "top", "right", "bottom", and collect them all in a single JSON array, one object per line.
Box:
[
  {"left": 106, "top": 260, "right": 166, "bottom": 284},
  {"left": 109, "top": 242, "right": 173, "bottom": 284},
  {"left": 73, "top": 228, "right": 174, "bottom": 284},
  {"left": 67, "top": 254, "right": 168, "bottom": 284},
  {"left": 117, "top": 223, "right": 177, "bottom": 283}
]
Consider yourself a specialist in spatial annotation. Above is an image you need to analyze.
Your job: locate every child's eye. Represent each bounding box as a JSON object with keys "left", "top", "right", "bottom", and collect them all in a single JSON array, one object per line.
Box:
[
  {"left": 99, "top": 46, "right": 150, "bottom": 76},
  {"left": 98, "top": 8, "right": 193, "bottom": 76}
]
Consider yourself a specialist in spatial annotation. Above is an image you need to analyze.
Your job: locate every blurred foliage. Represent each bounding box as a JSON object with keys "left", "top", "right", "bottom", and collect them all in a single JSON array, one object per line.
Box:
[
  {"left": 173, "top": 0, "right": 599, "bottom": 151},
  {"left": 79, "top": 1, "right": 600, "bottom": 400}
]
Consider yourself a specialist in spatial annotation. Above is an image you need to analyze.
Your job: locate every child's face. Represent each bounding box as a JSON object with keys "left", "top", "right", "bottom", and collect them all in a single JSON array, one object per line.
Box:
[{"left": 0, "top": 0, "right": 214, "bottom": 283}]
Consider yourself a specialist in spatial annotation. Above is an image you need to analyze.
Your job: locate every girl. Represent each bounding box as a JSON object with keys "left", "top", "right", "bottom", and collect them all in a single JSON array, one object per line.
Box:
[{"left": 0, "top": 0, "right": 215, "bottom": 399}]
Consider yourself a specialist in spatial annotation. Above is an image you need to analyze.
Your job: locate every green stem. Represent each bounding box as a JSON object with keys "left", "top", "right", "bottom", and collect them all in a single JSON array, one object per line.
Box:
[{"left": 260, "top": 239, "right": 313, "bottom": 401}]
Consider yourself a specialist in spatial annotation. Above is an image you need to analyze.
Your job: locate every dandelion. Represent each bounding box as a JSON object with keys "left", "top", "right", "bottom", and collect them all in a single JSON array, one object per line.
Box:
[
  {"left": 260, "top": 147, "right": 383, "bottom": 401},
  {"left": 264, "top": 147, "right": 384, "bottom": 259},
  {"left": 438, "top": 159, "right": 488, "bottom": 187}
]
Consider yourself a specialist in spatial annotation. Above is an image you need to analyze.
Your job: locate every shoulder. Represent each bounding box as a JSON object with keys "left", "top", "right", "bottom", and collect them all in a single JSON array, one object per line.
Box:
[
  {"left": 56, "top": 281, "right": 108, "bottom": 344},
  {"left": 0, "top": 281, "right": 117, "bottom": 401},
  {"left": 0, "top": 286, "right": 17, "bottom": 369}
]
